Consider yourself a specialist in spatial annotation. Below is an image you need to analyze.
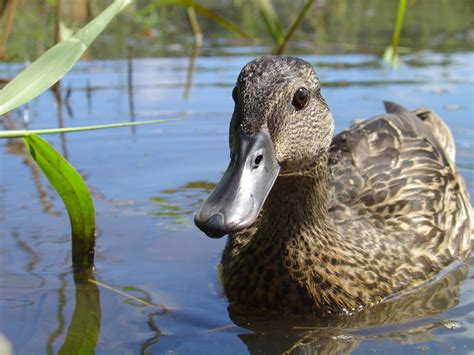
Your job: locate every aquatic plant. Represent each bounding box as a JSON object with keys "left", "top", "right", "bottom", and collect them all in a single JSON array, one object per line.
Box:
[
  {"left": 383, "top": 0, "right": 408, "bottom": 67},
  {"left": 0, "top": 0, "right": 176, "bottom": 271},
  {"left": 0, "top": 0, "right": 321, "bottom": 273}
]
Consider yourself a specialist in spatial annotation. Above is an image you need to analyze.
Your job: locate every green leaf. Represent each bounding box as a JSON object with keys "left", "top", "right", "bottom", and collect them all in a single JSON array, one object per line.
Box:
[
  {"left": 23, "top": 135, "right": 95, "bottom": 271},
  {"left": 0, "top": 0, "right": 133, "bottom": 115},
  {"left": 0, "top": 118, "right": 178, "bottom": 138}
]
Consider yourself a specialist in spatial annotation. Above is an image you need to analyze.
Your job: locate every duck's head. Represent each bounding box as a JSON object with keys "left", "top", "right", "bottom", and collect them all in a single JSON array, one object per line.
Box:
[{"left": 195, "top": 56, "right": 334, "bottom": 238}]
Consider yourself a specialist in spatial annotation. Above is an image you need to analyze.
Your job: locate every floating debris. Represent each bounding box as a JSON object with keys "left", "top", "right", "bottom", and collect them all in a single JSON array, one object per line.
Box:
[
  {"left": 444, "top": 104, "right": 463, "bottom": 111},
  {"left": 416, "top": 345, "right": 429, "bottom": 351},
  {"left": 441, "top": 320, "right": 462, "bottom": 330},
  {"left": 331, "top": 334, "right": 355, "bottom": 342}
]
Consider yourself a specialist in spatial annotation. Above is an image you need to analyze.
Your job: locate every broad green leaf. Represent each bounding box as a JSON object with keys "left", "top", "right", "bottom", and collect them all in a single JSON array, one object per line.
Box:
[
  {"left": 23, "top": 135, "right": 95, "bottom": 270},
  {"left": 58, "top": 270, "right": 101, "bottom": 355},
  {"left": 0, "top": 118, "right": 178, "bottom": 138},
  {"left": 0, "top": 0, "right": 133, "bottom": 115}
]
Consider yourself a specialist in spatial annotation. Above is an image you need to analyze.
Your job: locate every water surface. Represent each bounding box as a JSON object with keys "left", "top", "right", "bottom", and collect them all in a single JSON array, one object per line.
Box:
[{"left": 1, "top": 51, "right": 473, "bottom": 354}]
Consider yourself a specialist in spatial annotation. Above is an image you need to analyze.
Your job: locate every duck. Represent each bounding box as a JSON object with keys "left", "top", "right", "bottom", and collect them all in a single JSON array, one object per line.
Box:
[{"left": 194, "top": 56, "right": 473, "bottom": 314}]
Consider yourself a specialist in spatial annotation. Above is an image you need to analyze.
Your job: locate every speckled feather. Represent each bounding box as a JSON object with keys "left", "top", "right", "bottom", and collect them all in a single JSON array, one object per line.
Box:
[{"left": 219, "top": 56, "right": 473, "bottom": 315}]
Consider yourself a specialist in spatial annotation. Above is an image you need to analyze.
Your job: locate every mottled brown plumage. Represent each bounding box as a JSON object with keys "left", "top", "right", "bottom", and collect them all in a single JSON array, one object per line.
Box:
[{"left": 213, "top": 56, "right": 473, "bottom": 314}]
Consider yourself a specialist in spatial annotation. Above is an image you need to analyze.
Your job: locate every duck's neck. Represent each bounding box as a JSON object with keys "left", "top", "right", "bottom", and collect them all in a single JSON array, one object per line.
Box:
[
  {"left": 249, "top": 162, "right": 367, "bottom": 312},
  {"left": 258, "top": 162, "right": 335, "bottom": 242},
  {"left": 224, "top": 158, "right": 382, "bottom": 312}
]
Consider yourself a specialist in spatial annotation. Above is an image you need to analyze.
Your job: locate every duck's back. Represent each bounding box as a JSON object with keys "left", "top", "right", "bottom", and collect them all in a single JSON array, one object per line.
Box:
[{"left": 328, "top": 102, "right": 472, "bottom": 264}]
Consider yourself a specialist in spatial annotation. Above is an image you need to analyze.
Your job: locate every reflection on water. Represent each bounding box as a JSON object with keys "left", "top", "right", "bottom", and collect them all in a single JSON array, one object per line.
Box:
[
  {"left": 57, "top": 270, "right": 101, "bottom": 354},
  {"left": 4, "top": 136, "right": 59, "bottom": 216},
  {"left": 149, "top": 181, "right": 216, "bottom": 229},
  {"left": 141, "top": 310, "right": 165, "bottom": 354},
  {"left": 0, "top": 51, "right": 473, "bottom": 353},
  {"left": 46, "top": 272, "right": 67, "bottom": 355},
  {"left": 230, "top": 261, "right": 471, "bottom": 354}
]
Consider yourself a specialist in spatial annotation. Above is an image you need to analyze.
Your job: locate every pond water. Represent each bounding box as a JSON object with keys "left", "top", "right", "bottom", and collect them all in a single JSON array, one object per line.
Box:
[{"left": 1, "top": 50, "right": 473, "bottom": 354}]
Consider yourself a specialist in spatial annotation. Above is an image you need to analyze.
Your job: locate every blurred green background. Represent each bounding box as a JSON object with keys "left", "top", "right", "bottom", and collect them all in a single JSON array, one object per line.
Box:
[{"left": 2, "top": 0, "right": 473, "bottom": 61}]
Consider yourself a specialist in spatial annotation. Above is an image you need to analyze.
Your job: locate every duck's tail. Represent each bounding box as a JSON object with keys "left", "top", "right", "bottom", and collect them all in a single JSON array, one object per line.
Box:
[
  {"left": 383, "top": 101, "right": 456, "bottom": 163},
  {"left": 411, "top": 107, "right": 456, "bottom": 162}
]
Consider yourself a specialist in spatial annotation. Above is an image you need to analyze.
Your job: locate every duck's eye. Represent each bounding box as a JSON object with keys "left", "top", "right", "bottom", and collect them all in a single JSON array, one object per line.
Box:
[
  {"left": 292, "top": 87, "right": 309, "bottom": 110},
  {"left": 254, "top": 154, "right": 263, "bottom": 166},
  {"left": 232, "top": 87, "right": 238, "bottom": 102}
]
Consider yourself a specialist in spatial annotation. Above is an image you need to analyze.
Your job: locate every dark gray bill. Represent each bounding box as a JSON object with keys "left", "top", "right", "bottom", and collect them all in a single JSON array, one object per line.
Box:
[{"left": 194, "top": 127, "right": 280, "bottom": 238}]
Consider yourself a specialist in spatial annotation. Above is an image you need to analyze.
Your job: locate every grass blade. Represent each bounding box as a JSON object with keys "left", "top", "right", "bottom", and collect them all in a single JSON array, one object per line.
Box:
[
  {"left": 257, "top": 0, "right": 284, "bottom": 45},
  {"left": 0, "top": 118, "right": 178, "bottom": 138},
  {"left": 23, "top": 135, "right": 95, "bottom": 271},
  {"left": 384, "top": 0, "right": 407, "bottom": 67},
  {"left": 0, "top": 0, "right": 19, "bottom": 59},
  {"left": 391, "top": 0, "right": 407, "bottom": 59},
  {"left": 275, "top": 0, "right": 315, "bottom": 55},
  {"left": 188, "top": 0, "right": 249, "bottom": 39},
  {"left": 140, "top": 0, "right": 250, "bottom": 39},
  {"left": 186, "top": 7, "right": 203, "bottom": 46},
  {"left": 0, "top": 0, "right": 132, "bottom": 115}
]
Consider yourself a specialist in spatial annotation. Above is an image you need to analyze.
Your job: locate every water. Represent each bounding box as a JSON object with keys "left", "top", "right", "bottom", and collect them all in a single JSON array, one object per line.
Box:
[{"left": 1, "top": 51, "right": 473, "bottom": 354}]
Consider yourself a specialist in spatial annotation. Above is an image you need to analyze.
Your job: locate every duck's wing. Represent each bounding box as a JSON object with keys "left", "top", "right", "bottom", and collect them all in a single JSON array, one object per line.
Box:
[{"left": 328, "top": 102, "right": 472, "bottom": 259}]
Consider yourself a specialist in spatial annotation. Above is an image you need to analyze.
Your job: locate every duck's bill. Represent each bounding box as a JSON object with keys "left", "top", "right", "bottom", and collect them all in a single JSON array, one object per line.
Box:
[{"left": 194, "top": 128, "right": 280, "bottom": 238}]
